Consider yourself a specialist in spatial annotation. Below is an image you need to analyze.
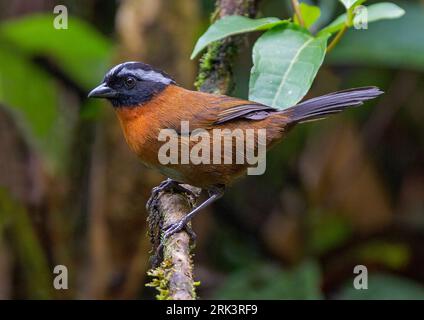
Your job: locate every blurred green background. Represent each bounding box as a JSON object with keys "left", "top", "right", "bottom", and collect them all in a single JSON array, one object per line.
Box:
[{"left": 0, "top": 0, "right": 423, "bottom": 299}]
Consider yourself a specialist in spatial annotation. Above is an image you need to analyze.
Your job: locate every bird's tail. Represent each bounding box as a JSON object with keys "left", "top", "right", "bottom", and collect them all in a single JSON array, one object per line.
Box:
[{"left": 282, "top": 86, "right": 383, "bottom": 124}]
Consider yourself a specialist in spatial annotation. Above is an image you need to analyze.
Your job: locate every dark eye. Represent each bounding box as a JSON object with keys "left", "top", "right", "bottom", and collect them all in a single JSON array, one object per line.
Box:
[{"left": 124, "top": 76, "right": 136, "bottom": 89}]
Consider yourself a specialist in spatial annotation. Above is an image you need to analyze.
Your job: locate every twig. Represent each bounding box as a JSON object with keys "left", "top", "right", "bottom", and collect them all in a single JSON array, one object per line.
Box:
[
  {"left": 327, "top": 6, "right": 358, "bottom": 53},
  {"left": 146, "top": 0, "right": 262, "bottom": 300},
  {"left": 291, "top": 0, "right": 305, "bottom": 27},
  {"left": 326, "top": 23, "right": 348, "bottom": 53}
]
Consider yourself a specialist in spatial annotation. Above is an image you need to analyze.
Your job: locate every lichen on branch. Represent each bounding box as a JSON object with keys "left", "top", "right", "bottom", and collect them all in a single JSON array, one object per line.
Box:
[{"left": 195, "top": 0, "right": 261, "bottom": 94}]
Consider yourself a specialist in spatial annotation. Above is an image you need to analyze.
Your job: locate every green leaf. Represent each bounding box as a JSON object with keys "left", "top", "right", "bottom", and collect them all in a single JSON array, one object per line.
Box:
[
  {"left": 0, "top": 49, "right": 56, "bottom": 138},
  {"left": 191, "top": 16, "right": 287, "bottom": 59},
  {"left": 340, "top": 0, "right": 355, "bottom": 9},
  {"left": 295, "top": 3, "right": 321, "bottom": 28},
  {"left": 340, "top": 0, "right": 363, "bottom": 10},
  {"left": 308, "top": 212, "right": 352, "bottom": 255},
  {"left": 0, "top": 49, "right": 69, "bottom": 171},
  {"left": 327, "top": 2, "right": 424, "bottom": 71},
  {"left": 355, "top": 242, "right": 410, "bottom": 270},
  {"left": 0, "top": 14, "right": 112, "bottom": 89},
  {"left": 0, "top": 189, "right": 53, "bottom": 299},
  {"left": 214, "top": 260, "right": 322, "bottom": 299},
  {"left": 0, "top": 14, "right": 111, "bottom": 171},
  {"left": 249, "top": 25, "right": 328, "bottom": 109},
  {"left": 319, "top": 2, "right": 405, "bottom": 35},
  {"left": 354, "top": 2, "right": 405, "bottom": 25},
  {"left": 321, "top": 1, "right": 366, "bottom": 35},
  {"left": 318, "top": 15, "right": 346, "bottom": 36},
  {"left": 338, "top": 273, "right": 424, "bottom": 299}
]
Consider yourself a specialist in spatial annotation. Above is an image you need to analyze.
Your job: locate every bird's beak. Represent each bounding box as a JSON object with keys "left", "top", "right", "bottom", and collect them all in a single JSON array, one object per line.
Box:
[{"left": 88, "top": 83, "right": 118, "bottom": 98}]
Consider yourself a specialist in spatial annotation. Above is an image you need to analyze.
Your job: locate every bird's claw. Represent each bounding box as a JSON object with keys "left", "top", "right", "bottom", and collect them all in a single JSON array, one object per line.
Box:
[
  {"left": 152, "top": 221, "right": 196, "bottom": 265},
  {"left": 163, "top": 221, "right": 184, "bottom": 238},
  {"left": 162, "top": 219, "right": 197, "bottom": 243},
  {"left": 146, "top": 179, "right": 172, "bottom": 210},
  {"left": 146, "top": 179, "right": 198, "bottom": 211}
]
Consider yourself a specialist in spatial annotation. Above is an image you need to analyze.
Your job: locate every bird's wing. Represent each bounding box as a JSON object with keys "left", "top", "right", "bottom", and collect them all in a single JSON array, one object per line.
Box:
[
  {"left": 214, "top": 101, "right": 277, "bottom": 124},
  {"left": 163, "top": 87, "right": 278, "bottom": 134},
  {"left": 190, "top": 92, "right": 277, "bottom": 126}
]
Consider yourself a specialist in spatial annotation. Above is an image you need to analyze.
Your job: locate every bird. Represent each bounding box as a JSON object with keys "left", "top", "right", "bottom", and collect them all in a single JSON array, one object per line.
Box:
[{"left": 88, "top": 61, "right": 383, "bottom": 242}]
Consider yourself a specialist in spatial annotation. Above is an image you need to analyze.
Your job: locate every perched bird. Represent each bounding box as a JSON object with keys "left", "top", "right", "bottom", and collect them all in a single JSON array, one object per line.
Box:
[{"left": 88, "top": 61, "right": 383, "bottom": 240}]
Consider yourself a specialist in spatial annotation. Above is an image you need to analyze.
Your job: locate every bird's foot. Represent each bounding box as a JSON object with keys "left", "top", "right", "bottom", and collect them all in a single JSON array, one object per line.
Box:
[
  {"left": 146, "top": 178, "right": 197, "bottom": 211},
  {"left": 163, "top": 218, "right": 196, "bottom": 241},
  {"left": 152, "top": 220, "right": 196, "bottom": 267},
  {"left": 146, "top": 178, "right": 173, "bottom": 210},
  {"left": 147, "top": 179, "right": 201, "bottom": 267}
]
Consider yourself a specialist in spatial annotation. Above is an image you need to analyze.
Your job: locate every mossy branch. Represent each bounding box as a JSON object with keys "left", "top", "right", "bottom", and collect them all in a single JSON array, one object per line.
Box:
[
  {"left": 146, "top": 0, "right": 261, "bottom": 300},
  {"left": 195, "top": 0, "right": 261, "bottom": 94},
  {"left": 146, "top": 188, "right": 201, "bottom": 300}
]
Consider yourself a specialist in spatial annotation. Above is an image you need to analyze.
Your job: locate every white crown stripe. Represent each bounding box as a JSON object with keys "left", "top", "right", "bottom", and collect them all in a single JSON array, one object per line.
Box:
[{"left": 117, "top": 68, "right": 174, "bottom": 85}]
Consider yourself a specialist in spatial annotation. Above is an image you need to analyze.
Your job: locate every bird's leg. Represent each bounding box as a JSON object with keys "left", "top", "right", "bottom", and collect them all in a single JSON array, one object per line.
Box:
[
  {"left": 154, "top": 185, "right": 225, "bottom": 262},
  {"left": 159, "top": 184, "right": 225, "bottom": 246},
  {"left": 146, "top": 178, "right": 201, "bottom": 262}
]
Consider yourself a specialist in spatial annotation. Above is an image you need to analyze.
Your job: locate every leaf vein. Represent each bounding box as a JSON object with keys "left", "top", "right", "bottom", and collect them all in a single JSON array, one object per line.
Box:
[{"left": 270, "top": 37, "right": 314, "bottom": 108}]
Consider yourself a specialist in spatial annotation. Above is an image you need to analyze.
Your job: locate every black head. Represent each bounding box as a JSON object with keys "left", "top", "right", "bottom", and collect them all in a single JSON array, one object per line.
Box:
[{"left": 88, "top": 62, "right": 176, "bottom": 107}]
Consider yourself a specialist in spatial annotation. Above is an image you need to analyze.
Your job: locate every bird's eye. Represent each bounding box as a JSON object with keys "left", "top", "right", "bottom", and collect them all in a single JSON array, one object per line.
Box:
[{"left": 124, "top": 76, "right": 136, "bottom": 89}]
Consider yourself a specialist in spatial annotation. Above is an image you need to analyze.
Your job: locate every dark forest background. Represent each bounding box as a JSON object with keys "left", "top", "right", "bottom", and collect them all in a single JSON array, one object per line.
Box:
[{"left": 0, "top": 0, "right": 423, "bottom": 299}]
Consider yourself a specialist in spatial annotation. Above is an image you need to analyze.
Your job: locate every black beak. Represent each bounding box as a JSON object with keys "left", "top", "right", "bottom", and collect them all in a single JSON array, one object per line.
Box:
[{"left": 88, "top": 83, "right": 118, "bottom": 98}]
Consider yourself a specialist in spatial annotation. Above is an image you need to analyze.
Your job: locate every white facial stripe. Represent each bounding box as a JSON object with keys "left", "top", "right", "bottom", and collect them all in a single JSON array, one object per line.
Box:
[{"left": 117, "top": 67, "right": 173, "bottom": 85}]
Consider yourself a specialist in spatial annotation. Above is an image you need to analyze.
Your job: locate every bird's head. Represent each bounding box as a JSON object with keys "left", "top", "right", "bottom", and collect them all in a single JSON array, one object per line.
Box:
[{"left": 88, "top": 61, "right": 175, "bottom": 107}]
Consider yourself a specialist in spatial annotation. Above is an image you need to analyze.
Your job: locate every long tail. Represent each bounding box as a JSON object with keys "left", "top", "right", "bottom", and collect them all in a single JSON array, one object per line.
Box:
[{"left": 282, "top": 86, "right": 383, "bottom": 124}]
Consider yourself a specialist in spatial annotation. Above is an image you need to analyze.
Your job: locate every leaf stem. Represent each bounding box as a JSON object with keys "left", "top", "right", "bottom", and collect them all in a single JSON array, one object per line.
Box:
[
  {"left": 326, "top": 23, "right": 348, "bottom": 53},
  {"left": 291, "top": 0, "right": 305, "bottom": 27}
]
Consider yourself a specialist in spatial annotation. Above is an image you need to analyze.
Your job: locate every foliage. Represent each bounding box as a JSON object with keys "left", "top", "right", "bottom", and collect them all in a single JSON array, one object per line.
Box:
[
  {"left": 191, "top": 16, "right": 287, "bottom": 59},
  {"left": 249, "top": 25, "right": 328, "bottom": 109},
  {"left": 328, "top": 2, "right": 424, "bottom": 71},
  {"left": 0, "top": 14, "right": 111, "bottom": 89},
  {"left": 337, "top": 274, "right": 424, "bottom": 299},
  {"left": 319, "top": 2, "right": 405, "bottom": 35},
  {"left": 294, "top": 2, "right": 321, "bottom": 28},
  {"left": 0, "top": 14, "right": 111, "bottom": 171},
  {"left": 0, "top": 189, "right": 52, "bottom": 299},
  {"left": 192, "top": 0, "right": 404, "bottom": 110},
  {"left": 214, "top": 260, "right": 322, "bottom": 299}
]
